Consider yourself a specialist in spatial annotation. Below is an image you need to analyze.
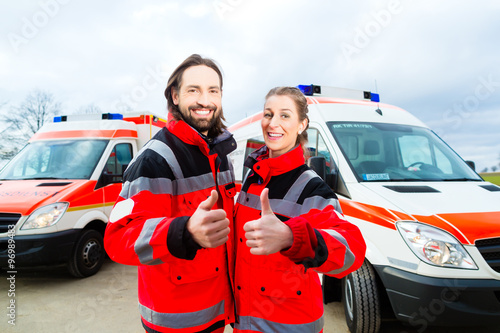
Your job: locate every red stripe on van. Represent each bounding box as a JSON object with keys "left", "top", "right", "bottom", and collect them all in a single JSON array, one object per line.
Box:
[
  {"left": 412, "top": 214, "right": 470, "bottom": 244},
  {"left": 124, "top": 115, "right": 168, "bottom": 127},
  {"left": 339, "top": 199, "right": 500, "bottom": 244},
  {"left": 30, "top": 129, "right": 138, "bottom": 141},
  {"left": 228, "top": 113, "right": 263, "bottom": 132},
  {"left": 436, "top": 211, "right": 500, "bottom": 244},
  {"left": 339, "top": 199, "right": 398, "bottom": 230}
]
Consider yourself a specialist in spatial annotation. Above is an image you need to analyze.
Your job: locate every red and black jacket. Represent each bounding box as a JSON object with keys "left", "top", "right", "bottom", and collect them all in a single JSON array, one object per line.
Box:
[
  {"left": 104, "top": 114, "right": 236, "bottom": 333},
  {"left": 233, "top": 145, "right": 366, "bottom": 333}
]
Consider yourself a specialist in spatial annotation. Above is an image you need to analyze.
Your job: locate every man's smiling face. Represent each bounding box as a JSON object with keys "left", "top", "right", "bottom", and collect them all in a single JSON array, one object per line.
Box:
[{"left": 171, "top": 65, "right": 222, "bottom": 135}]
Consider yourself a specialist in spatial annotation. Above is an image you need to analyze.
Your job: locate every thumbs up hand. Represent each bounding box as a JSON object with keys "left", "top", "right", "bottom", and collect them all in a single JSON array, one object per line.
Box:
[
  {"left": 187, "top": 190, "right": 230, "bottom": 248},
  {"left": 243, "top": 188, "right": 294, "bottom": 255}
]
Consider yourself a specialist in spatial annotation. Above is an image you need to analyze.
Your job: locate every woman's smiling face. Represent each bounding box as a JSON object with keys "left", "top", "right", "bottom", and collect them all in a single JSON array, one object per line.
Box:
[{"left": 261, "top": 94, "right": 307, "bottom": 158}]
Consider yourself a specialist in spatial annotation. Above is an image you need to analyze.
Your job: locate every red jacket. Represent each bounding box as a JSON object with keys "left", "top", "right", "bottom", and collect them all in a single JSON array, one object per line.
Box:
[
  {"left": 233, "top": 145, "right": 366, "bottom": 333},
  {"left": 104, "top": 114, "right": 236, "bottom": 332}
]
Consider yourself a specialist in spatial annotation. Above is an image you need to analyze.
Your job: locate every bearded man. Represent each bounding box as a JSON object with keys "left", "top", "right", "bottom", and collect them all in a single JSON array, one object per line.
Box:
[{"left": 105, "top": 54, "right": 236, "bottom": 333}]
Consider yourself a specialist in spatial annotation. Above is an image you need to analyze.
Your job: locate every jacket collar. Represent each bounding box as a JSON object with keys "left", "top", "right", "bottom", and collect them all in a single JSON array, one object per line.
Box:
[
  {"left": 166, "top": 113, "right": 236, "bottom": 156},
  {"left": 245, "top": 144, "right": 305, "bottom": 180}
]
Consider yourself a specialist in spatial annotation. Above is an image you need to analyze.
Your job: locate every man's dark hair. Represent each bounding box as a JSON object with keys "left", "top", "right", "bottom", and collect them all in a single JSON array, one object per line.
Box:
[{"left": 164, "top": 54, "right": 226, "bottom": 137}]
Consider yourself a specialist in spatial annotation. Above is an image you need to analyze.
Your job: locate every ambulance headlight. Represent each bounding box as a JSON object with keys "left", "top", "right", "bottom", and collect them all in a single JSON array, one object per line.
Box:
[
  {"left": 21, "top": 203, "right": 69, "bottom": 229},
  {"left": 396, "top": 222, "right": 477, "bottom": 269}
]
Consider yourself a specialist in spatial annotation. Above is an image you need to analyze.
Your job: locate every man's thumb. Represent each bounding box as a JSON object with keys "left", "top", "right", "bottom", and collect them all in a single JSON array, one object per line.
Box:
[
  {"left": 260, "top": 188, "right": 273, "bottom": 215},
  {"left": 198, "top": 190, "right": 218, "bottom": 211}
]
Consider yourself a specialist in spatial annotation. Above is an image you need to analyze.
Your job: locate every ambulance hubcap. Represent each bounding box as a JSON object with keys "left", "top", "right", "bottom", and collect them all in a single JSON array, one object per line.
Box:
[
  {"left": 345, "top": 278, "right": 354, "bottom": 321},
  {"left": 82, "top": 239, "right": 101, "bottom": 268}
]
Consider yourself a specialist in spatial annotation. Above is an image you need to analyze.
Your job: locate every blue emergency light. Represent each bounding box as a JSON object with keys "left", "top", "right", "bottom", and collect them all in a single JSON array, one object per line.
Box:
[
  {"left": 297, "top": 84, "right": 380, "bottom": 102},
  {"left": 53, "top": 113, "right": 123, "bottom": 122},
  {"left": 369, "top": 93, "right": 380, "bottom": 103},
  {"left": 297, "top": 84, "right": 321, "bottom": 96},
  {"left": 102, "top": 113, "right": 123, "bottom": 120}
]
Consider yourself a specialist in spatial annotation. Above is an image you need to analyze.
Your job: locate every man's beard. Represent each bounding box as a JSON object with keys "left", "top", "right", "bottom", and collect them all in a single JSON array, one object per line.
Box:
[{"left": 182, "top": 105, "right": 221, "bottom": 134}]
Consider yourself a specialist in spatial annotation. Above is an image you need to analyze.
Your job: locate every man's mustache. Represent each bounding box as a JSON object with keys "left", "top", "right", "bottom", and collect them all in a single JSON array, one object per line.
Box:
[{"left": 188, "top": 104, "right": 217, "bottom": 113}]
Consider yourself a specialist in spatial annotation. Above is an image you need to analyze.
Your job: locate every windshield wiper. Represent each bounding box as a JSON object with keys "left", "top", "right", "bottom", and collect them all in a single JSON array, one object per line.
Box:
[
  {"left": 441, "top": 178, "right": 482, "bottom": 182},
  {"left": 31, "top": 177, "right": 71, "bottom": 180}
]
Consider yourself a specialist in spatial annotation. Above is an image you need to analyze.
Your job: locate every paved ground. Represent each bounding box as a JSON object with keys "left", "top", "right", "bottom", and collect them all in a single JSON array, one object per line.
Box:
[{"left": 1, "top": 259, "right": 499, "bottom": 332}]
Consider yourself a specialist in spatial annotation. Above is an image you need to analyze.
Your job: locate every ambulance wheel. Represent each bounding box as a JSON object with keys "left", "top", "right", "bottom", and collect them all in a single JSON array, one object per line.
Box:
[
  {"left": 68, "top": 229, "right": 105, "bottom": 278},
  {"left": 342, "top": 260, "right": 381, "bottom": 333}
]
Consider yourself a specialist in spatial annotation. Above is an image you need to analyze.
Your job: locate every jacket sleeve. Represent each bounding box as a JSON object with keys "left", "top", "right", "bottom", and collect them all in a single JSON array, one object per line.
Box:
[
  {"left": 104, "top": 151, "right": 201, "bottom": 266},
  {"left": 280, "top": 179, "right": 366, "bottom": 278}
]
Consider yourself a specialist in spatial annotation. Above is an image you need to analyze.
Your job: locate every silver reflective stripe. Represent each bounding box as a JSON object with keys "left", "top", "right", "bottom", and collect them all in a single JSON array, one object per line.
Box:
[
  {"left": 128, "top": 139, "right": 184, "bottom": 179},
  {"left": 139, "top": 300, "right": 225, "bottom": 329},
  {"left": 176, "top": 173, "right": 214, "bottom": 194},
  {"left": 238, "top": 192, "right": 339, "bottom": 218},
  {"left": 121, "top": 173, "right": 215, "bottom": 199},
  {"left": 134, "top": 217, "right": 164, "bottom": 265},
  {"left": 320, "top": 229, "right": 355, "bottom": 274},
  {"left": 121, "top": 177, "right": 173, "bottom": 199},
  {"left": 283, "top": 170, "right": 317, "bottom": 202},
  {"left": 218, "top": 169, "right": 234, "bottom": 187},
  {"left": 147, "top": 139, "right": 184, "bottom": 179},
  {"left": 297, "top": 196, "right": 341, "bottom": 216},
  {"left": 235, "top": 315, "right": 324, "bottom": 333}
]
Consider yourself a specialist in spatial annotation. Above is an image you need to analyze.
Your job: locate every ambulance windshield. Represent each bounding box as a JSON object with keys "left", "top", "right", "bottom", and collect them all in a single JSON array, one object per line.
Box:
[
  {"left": 0, "top": 140, "right": 108, "bottom": 180},
  {"left": 328, "top": 122, "right": 482, "bottom": 182}
]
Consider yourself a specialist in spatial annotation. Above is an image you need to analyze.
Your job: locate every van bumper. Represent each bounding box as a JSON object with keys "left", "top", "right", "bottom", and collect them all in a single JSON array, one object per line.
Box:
[
  {"left": 0, "top": 230, "right": 80, "bottom": 267},
  {"left": 375, "top": 265, "right": 500, "bottom": 327}
]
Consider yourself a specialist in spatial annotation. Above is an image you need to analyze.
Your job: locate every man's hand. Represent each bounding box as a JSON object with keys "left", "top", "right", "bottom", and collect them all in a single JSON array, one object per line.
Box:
[
  {"left": 244, "top": 188, "right": 293, "bottom": 255},
  {"left": 187, "top": 190, "right": 230, "bottom": 248}
]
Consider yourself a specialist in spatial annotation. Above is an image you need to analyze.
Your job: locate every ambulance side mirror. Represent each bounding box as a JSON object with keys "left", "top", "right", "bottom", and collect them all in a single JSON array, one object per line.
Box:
[
  {"left": 307, "top": 156, "right": 350, "bottom": 198},
  {"left": 308, "top": 156, "right": 327, "bottom": 181},
  {"left": 465, "top": 160, "right": 475, "bottom": 171}
]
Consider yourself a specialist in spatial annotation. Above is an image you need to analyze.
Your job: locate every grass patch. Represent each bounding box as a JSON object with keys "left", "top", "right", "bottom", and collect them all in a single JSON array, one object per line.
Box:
[{"left": 479, "top": 172, "right": 500, "bottom": 186}]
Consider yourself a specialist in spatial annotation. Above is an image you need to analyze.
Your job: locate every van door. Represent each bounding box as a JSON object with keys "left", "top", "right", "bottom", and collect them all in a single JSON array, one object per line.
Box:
[{"left": 97, "top": 142, "right": 134, "bottom": 216}]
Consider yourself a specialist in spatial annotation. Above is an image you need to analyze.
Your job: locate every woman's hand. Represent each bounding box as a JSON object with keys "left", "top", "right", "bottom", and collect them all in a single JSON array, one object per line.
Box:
[{"left": 243, "top": 188, "right": 293, "bottom": 255}]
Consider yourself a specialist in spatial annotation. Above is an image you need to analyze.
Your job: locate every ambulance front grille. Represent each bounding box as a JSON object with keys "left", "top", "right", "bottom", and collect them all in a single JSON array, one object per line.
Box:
[
  {"left": 0, "top": 213, "right": 22, "bottom": 234},
  {"left": 475, "top": 238, "right": 500, "bottom": 273}
]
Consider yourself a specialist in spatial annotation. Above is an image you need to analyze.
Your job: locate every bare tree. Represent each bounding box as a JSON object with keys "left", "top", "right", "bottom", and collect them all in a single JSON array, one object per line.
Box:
[
  {"left": 3, "top": 89, "right": 61, "bottom": 141},
  {"left": 78, "top": 103, "right": 103, "bottom": 114}
]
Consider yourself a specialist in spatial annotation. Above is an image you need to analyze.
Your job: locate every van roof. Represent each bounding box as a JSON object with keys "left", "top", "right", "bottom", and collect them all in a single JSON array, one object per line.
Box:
[
  {"left": 229, "top": 95, "right": 426, "bottom": 133},
  {"left": 30, "top": 119, "right": 138, "bottom": 142}
]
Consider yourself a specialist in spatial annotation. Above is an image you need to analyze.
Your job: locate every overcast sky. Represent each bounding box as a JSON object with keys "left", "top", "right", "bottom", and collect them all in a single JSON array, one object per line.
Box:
[{"left": 1, "top": 0, "right": 499, "bottom": 171}]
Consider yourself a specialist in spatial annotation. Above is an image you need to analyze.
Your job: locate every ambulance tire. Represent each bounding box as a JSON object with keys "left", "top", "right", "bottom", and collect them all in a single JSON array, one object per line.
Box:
[
  {"left": 68, "top": 229, "right": 105, "bottom": 278},
  {"left": 342, "top": 260, "right": 381, "bottom": 333}
]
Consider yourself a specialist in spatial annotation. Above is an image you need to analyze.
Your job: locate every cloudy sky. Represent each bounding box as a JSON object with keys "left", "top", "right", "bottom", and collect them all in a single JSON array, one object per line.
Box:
[{"left": 1, "top": 0, "right": 499, "bottom": 171}]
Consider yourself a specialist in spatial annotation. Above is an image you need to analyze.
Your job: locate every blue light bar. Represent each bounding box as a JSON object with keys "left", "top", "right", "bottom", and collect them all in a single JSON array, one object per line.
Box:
[
  {"left": 53, "top": 116, "right": 62, "bottom": 122},
  {"left": 102, "top": 113, "right": 123, "bottom": 120},
  {"left": 297, "top": 84, "right": 321, "bottom": 96},
  {"left": 371, "top": 93, "right": 380, "bottom": 103},
  {"left": 297, "top": 84, "right": 313, "bottom": 96}
]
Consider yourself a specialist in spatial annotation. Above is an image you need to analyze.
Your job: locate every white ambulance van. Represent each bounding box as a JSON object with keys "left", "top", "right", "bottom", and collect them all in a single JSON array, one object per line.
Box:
[
  {"left": 0, "top": 112, "right": 165, "bottom": 277},
  {"left": 228, "top": 85, "right": 500, "bottom": 332}
]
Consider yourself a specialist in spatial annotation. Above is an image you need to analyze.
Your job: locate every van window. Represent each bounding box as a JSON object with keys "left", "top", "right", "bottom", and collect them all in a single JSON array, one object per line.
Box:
[
  {"left": 398, "top": 135, "right": 432, "bottom": 167},
  {"left": 328, "top": 122, "right": 481, "bottom": 182},
  {"left": 0, "top": 140, "right": 108, "bottom": 180},
  {"left": 104, "top": 143, "right": 133, "bottom": 181},
  {"left": 306, "top": 128, "right": 335, "bottom": 174}
]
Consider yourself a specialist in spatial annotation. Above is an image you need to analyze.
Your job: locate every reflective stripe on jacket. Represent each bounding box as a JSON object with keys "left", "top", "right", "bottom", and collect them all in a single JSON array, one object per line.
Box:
[
  {"left": 233, "top": 145, "right": 366, "bottom": 333},
  {"left": 104, "top": 114, "right": 236, "bottom": 332}
]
